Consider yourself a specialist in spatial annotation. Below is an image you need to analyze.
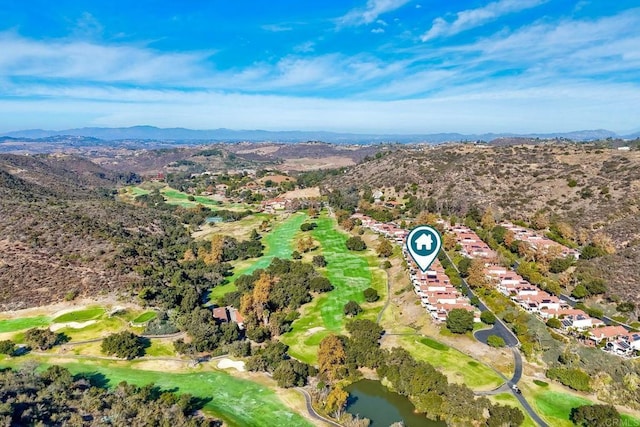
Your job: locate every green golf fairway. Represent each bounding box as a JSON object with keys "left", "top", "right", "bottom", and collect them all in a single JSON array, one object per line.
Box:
[
  {"left": 52, "top": 307, "right": 105, "bottom": 323},
  {"left": 533, "top": 391, "right": 592, "bottom": 427},
  {"left": 0, "top": 359, "right": 311, "bottom": 427},
  {"left": 132, "top": 311, "right": 157, "bottom": 324},
  {"left": 281, "top": 213, "right": 386, "bottom": 363},
  {"left": 209, "top": 212, "right": 308, "bottom": 303},
  {"left": 0, "top": 316, "right": 51, "bottom": 333},
  {"left": 398, "top": 335, "right": 503, "bottom": 390}
]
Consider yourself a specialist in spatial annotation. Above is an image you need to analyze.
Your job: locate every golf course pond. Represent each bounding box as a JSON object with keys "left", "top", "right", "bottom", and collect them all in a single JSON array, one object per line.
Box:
[{"left": 345, "top": 379, "right": 445, "bottom": 427}]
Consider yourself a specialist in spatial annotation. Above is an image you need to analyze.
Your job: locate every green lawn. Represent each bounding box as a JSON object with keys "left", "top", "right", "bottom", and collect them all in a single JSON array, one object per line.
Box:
[
  {"left": 529, "top": 389, "right": 640, "bottom": 427},
  {"left": 145, "top": 340, "right": 176, "bottom": 357},
  {"left": 419, "top": 337, "right": 449, "bottom": 351},
  {"left": 531, "top": 390, "right": 592, "bottom": 427},
  {"left": 162, "top": 188, "right": 223, "bottom": 208},
  {"left": 52, "top": 307, "right": 105, "bottom": 323},
  {"left": 125, "top": 186, "right": 252, "bottom": 211},
  {"left": 209, "top": 213, "right": 309, "bottom": 304},
  {"left": 0, "top": 316, "right": 50, "bottom": 333},
  {"left": 57, "top": 316, "right": 128, "bottom": 342},
  {"left": 396, "top": 335, "right": 504, "bottom": 391},
  {"left": 281, "top": 213, "right": 387, "bottom": 363},
  {"left": 0, "top": 359, "right": 311, "bottom": 427},
  {"left": 132, "top": 311, "right": 157, "bottom": 324},
  {"left": 130, "top": 186, "right": 150, "bottom": 196}
]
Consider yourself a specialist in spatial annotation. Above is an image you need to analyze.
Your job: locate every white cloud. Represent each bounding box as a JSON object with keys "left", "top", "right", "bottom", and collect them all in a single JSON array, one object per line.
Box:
[
  {"left": 261, "top": 24, "right": 293, "bottom": 32},
  {"left": 449, "top": 8, "right": 640, "bottom": 74},
  {"left": 1, "top": 8, "right": 640, "bottom": 134},
  {"left": 2, "top": 80, "right": 639, "bottom": 134},
  {"left": 293, "top": 41, "right": 315, "bottom": 53},
  {"left": 421, "top": 0, "right": 548, "bottom": 42},
  {"left": 0, "top": 32, "right": 211, "bottom": 84},
  {"left": 337, "top": 0, "right": 411, "bottom": 27},
  {"left": 72, "top": 12, "right": 104, "bottom": 39},
  {"left": 371, "top": 28, "right": 385, "bottom": 34}
]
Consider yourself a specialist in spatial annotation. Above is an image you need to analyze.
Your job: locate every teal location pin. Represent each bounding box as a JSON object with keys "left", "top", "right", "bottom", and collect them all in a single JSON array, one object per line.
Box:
[{"left": 406, "top": 225, "right": 442, "bottom": 272}]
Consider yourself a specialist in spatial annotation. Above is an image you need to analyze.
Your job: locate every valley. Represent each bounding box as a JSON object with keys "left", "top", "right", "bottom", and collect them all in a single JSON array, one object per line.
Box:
[{"left": 1, "top": 141, "right": 640, "bottom": 427}]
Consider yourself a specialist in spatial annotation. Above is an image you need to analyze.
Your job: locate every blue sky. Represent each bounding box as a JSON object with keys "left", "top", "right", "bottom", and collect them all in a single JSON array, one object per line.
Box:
[{"left": 0, "top": 0, "right": 638, "bottom": 134}]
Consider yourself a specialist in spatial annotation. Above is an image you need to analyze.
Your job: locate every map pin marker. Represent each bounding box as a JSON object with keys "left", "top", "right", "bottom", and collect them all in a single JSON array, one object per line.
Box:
[{"left": 406, "top": 225, "right": 442, "bottom": 272}]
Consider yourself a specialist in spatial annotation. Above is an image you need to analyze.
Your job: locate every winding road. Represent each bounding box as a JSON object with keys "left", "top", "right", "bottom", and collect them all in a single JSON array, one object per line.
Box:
[
  {"left": 295, "top": 387, "right": 343, "bottom": 427},
  {"left": 442, "top": 251, "right": 549, "bottom": 427}
]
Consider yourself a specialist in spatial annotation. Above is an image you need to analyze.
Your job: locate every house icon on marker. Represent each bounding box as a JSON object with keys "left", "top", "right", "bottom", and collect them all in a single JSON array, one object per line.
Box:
[{"left": 415, "top": 232, "right": 434, "bottom": 252}]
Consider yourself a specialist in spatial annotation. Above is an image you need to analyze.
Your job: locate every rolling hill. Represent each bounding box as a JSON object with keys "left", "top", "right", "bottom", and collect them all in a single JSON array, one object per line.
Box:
[
  {"left": 0, "top": 154, "right": 180, "bottom": 310},
  {"left": 325, "top": 143, "right": 640, "bottom": 304}
]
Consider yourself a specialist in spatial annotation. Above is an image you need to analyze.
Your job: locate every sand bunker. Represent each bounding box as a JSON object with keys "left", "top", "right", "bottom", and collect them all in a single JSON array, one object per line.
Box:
[
  {"left": 305, "top": 326, "right": 325, "bottom": 336},
  {"left": 50, "top": 320, "right": 97, "bottom": 331},
  {"left": 217, "top": 358, "right": 246, "bottom": 372}
]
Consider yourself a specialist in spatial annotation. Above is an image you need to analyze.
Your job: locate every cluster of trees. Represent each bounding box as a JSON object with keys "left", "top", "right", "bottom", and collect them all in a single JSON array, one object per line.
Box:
[
  {"left": 0, "top": 365, "right": 218, "bottom": 426},
  {"left": 226, "top": 258, "right": 333, "bottom": 342},
  {"left": 314, "top": 320, "right": 524, "bottom": 425},
  {"left": 246, "top": 341, "right": 317, "bottom": 388},
  {"left": 101, "top": 331, "right": 148, "bottom": 359},
  {"left": 546, "top": 366, "right": 592, "bottom": 392},
  {"left": 446, "top": 309, "right": 475, "bottom": 334},
  {"left": 480, "top": 289, "right": 546, "bottom": 358},
  {"left": 136, "top": 230, "right": 266, "bottom": 315},
  {"left": 571, "top": 273, "right": 607, "bottom": 299},
  {"left": 570, "top": 404, "right": 620, "bottom": 427},
  {"left": 173, "top": 308, "right": 241, "bottom": 355},
  {"left": 24, "top": 328, "right": 67, "bottom": 351}
]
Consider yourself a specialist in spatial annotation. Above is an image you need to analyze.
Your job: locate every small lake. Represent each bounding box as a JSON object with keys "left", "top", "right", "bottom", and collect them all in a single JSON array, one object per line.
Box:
[{"left": 345, "top": 379, "right": 445, "bottom": 427}]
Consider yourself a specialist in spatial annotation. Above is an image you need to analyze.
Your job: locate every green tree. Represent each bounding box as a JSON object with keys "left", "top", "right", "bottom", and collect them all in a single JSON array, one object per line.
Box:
[
  {"left": 344, "top": 300, "right": 363, "bottom": 317},
  {"left": 492, "top": 226, "right": 508, "bottom": 244},
  {"left": 546, "top": 318, "right": 562, "bottom": 329},
  {"left": 0, "top": 340, "right": 16, "bottom": 355},
  {"left": 101, "top": 331, "right": 147, "bottom": 359},
  {"left": 24, "top": 328, "right": 65, "bottom": 351},
  {"left": 549, "top": 257, "right": 574, "bottom": 273},
  {"left": 457, "top": 257, "right": 473, "bottom": 277},
  {"left": 446, "top": 309, "right": 474, "bottom": 334},
  {"left": 488, "top": 404, "right": 524, "bottom": 427},
  {"left": 546, "top": 367, "right": 591, "bottom": 392},
  {"left": 376, "top": 239, "right": 394, "bottom": 257},
  {"left": 581, "top": 244, "right": 606, "bottom": 260},
  {"left": 272, "top": 359, "right": 317, "bottom": 388},
  {"left": 480, "top": 311, "right": 496, "bottom": 325},
  {"left": 617, "top": 301, "right": 636, "bottom": 313},
  {"left": 572, "top": 284, "right": 589, "bottom": 299},
  {"left": 363, "top": 287, "right": 379, "bottom": 302},
  {"left": 570, "top": 404, "right": 619, "bottom": 427},
  {"left": 310, "top": 276, "right": 333, "bottom": 292},
  {"left": 345, "top": 236, "right": 367, "bottom": 251},
  {"left": 312, "top": 255, "right": 327, "bottom": 267},
  {"left": 487, "top": 335, "right": 506, "bottom": 348}
]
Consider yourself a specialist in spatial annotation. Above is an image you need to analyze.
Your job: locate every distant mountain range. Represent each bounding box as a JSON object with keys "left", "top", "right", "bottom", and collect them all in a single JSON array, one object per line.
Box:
[{"left": 2, "top": 125, "right": 639, "bottom": 144}]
